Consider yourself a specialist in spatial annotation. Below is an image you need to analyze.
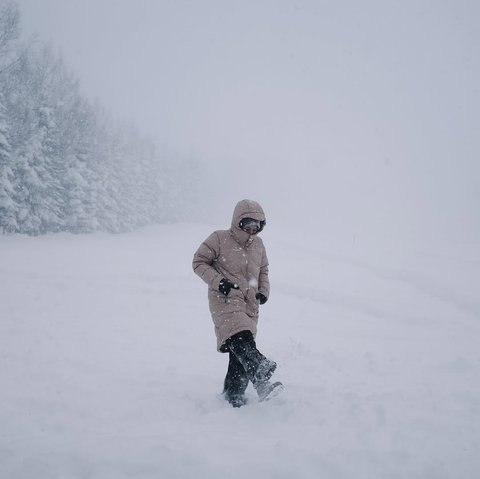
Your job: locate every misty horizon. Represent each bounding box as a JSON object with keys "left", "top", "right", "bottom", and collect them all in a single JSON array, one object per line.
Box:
[{"left": 10, "top": 0, "right": 480, "bottom": 241}]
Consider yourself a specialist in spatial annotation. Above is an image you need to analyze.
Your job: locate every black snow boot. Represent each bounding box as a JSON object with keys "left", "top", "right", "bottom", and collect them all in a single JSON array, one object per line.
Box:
[
  {"left": 255, "top": 356, "right": 277, "bottom": 384},
  {"left": 255, "top": 380, "right": 284, "bottom": 402},
  {"left": 225, "top": 393, "right": 248, "bottom": 408},
  {"left": 223, "top": 350, "right": 249, "bottom": 408}
]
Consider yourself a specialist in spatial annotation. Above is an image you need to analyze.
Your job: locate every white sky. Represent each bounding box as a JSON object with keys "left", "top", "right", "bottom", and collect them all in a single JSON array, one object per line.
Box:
[{"left": 15, "top": 0, "right": 480, "bottom": 241}]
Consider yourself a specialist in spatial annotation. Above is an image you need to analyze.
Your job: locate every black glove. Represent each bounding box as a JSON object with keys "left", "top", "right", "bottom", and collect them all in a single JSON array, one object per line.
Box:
[
  {"left": 219, "top": 279, "right": 239, "bottom": 296},
  {"left": 256, "top": 292, "right": 268, "bottom": 304}
]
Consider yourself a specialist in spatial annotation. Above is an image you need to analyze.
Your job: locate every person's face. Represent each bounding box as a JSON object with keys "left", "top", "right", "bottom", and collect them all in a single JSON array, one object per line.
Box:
[
  {"left": 243, "top": 224, "right": 259, "bottom": 235},
  {"left": 241, "top": 218, "right": 261, "bottom": 235}
]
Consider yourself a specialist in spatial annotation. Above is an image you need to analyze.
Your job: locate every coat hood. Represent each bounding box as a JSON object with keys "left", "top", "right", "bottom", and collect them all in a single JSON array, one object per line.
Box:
[
  {"left": 230, "top": 199, "right": 266, "bottom": 244},
  {"left": 232, "top": 198, "right": 265, "bottom": 227},
  {"left": 231, "top": 199, "right": 266, "bottom": 226}
]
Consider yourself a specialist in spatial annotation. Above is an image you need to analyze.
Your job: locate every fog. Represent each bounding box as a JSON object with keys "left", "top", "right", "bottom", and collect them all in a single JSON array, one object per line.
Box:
[{"left": 16, "top": 0, "right": 480, "bottom": 242}]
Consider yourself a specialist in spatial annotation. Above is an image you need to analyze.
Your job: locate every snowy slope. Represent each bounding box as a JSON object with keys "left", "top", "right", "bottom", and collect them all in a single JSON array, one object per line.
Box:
[{"left": 1, "top": 224, "right": 479, "bottom": 479}]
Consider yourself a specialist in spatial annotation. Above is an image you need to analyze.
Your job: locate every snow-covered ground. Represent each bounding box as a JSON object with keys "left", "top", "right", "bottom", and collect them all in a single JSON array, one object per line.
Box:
[{"left": 1, "top": 224, "right": 479, "bottom": 479}]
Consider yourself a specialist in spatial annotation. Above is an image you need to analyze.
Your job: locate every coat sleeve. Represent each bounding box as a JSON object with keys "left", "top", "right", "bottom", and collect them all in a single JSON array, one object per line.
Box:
[
  {"left": 192, "top": 232, "right": 224, "bottom": 290},
  {"left": 258, "top": 244, "right": 270, "bottom": 299}
]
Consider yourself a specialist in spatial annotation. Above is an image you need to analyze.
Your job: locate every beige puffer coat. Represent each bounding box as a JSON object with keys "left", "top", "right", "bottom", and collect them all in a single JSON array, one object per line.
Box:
[{"left": 192, "top": 199, "right": 270, "bottom": 352}]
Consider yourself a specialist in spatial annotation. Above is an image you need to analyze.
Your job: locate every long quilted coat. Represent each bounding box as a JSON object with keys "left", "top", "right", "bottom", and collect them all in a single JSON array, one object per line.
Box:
[{"left": 192, "top": 200, "right": 270, "bottom": 351}]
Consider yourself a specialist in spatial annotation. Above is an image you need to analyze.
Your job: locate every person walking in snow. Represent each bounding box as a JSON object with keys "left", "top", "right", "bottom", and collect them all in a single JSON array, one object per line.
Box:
[{"left": 192, "top": 199, "right": 282, "bottom": 407}]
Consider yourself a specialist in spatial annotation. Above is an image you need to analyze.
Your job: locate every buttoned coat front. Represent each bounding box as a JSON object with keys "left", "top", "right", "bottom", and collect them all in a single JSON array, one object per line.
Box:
[{"left": 192, "top": 200, "right": 270, "bottom": 351}]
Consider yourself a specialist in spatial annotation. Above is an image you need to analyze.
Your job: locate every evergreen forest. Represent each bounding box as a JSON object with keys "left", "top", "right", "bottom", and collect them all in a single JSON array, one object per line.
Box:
[{"left": 0, "top": 2, "right": 198, "bottom": 235}]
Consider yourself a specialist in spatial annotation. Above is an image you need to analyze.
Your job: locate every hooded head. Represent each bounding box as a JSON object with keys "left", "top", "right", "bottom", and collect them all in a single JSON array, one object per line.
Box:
[{"left": 231, "top": 199, "right": 266, "bottom": 241}]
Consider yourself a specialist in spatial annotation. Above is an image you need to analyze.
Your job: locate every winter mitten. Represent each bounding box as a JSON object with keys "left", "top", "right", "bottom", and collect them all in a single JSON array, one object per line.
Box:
[
  {"left": 219, "top": 279, "right": 239, "bottom": 296},
  {"left": 256, "top": 292, "right": 268, "bottom": 304}
]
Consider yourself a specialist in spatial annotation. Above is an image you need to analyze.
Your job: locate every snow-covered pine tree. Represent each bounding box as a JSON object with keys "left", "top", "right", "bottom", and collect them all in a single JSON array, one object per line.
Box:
[
  {"left": 92, "top": 107, "right": 123, "bottom": 233},
  {"left": 0, "top": 2, "right": 20, "bottom": 75},
  {"left": 63, "top": 139, "right": 91, "bottom": 233},
  {"left": 36, "top": 99, "right": 64, "bottom": 232},
  {"left": 0, "top": 94, "right": 17, "bottom": 233},
  {"left": 63, "top": 97, "right": 99, "bottom": 233},
  {"left": 0, "top": 2, "right": 20, "bottom": 233},
  {"left": 110, "top": 123, "right": 136, "bottom": 231},
  {"left": 135, "top": 140, "right": 163, "bottom": 226},
  {"left": 113, "top": 123, "right": 156, "bottom": 230},
  {"left": 14, "top": 93, "right": 64, "bottom": 235}
]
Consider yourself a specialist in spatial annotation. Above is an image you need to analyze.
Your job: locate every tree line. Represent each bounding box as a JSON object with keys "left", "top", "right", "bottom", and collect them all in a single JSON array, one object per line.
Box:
[{"left": 0, "top": 2, "right": 198, "bottom": 235}]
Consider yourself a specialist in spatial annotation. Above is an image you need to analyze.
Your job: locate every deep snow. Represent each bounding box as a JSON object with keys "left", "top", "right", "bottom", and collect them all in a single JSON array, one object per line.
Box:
[{"left": 1, "top": 224, "right": 479, "bottom": 478}]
